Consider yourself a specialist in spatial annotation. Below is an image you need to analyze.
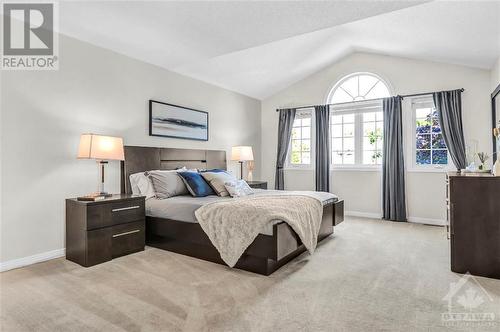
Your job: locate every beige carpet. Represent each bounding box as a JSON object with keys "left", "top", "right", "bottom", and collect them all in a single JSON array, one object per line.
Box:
[{"left": 1, "top": 217, "right": 499, "bottom": 332}]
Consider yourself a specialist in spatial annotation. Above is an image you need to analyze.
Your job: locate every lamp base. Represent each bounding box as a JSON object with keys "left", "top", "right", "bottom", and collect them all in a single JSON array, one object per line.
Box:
[
  {"left": 77, "top": 192, "right": 112, "bottom": 201},
  {"left": 239, "top": 161, "right": 244, "bottom": 180}
]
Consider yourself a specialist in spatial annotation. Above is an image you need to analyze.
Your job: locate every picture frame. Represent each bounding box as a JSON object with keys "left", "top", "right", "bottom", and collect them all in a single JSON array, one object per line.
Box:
[{"left": 149, "top": 100, "right": 209, "bottom": 141}]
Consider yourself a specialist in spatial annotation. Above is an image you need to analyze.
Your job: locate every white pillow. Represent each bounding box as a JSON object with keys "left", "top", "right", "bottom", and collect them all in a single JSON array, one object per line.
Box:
[
  {"left": 224, "top": 180, "right": 254, "bottom": 198},
  {"left": 129, "top": 172, "right": 156, "bottom": 199},
  {"left": 129, "top": 173, "right": 141, "bottom": 195},
  {"left": 201, "top": 171, "right": 237, "bottom": 197}
]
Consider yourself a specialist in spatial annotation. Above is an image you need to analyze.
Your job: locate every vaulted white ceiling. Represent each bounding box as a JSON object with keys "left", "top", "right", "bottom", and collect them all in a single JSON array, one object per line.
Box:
[{"left": 59, "top": 1, "right": 500, "bottom": 99}]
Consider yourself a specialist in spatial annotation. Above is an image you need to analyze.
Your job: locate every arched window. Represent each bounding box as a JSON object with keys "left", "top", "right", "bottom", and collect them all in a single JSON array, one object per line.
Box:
[
  {"left": 327, "top": 73, "right": 390, "bottom": 104},
  {"left": 328, "top": 73, "right": 391, "bottom": 166}
]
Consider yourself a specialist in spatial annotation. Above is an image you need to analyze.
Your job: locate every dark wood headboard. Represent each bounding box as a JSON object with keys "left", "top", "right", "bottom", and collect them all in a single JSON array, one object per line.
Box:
[{"left": 120, "top": 146, "right": 227, "bottom": 194}]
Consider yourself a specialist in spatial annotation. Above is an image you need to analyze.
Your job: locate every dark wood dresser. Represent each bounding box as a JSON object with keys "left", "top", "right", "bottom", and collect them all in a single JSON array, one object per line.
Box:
[
  {"left": 447, "top": 172, "right": 500, "bottom": 279},
  {"left": 66, "top": 194, "right": 146, "bottom": 267},
  {"left": 247, "top": 181, "right": 268, "bottom": 189}
]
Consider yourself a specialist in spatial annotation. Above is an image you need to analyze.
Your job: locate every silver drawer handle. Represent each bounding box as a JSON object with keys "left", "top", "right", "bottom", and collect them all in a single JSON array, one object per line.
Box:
[
  {"left": 112, "top": 205, "right": 140, "bottom": 212},
  {"left": 113, "top": 229, "right": 140, "bottom": 238}
]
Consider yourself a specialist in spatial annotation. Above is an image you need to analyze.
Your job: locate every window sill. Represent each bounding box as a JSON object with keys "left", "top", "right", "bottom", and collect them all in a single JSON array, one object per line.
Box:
[
  {"left": 284, "top": 167, "right": 314, "bottom": 171},
  {"left": 331, "top": 166, "right": 381, "bottom": 172},
  {"left": 285, "top": 167, "right": 452, "bottom": 173},
  {"left": 407, "top": 167, "right": 453, "bottom": 173}
]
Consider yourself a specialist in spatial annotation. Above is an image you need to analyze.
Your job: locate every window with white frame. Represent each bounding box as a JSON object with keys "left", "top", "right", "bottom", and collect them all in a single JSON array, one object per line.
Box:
[
  {"left": 328, "top": 73, "right": 390, "bottom": 167},
  {"left": 287, "top": 109, "right": 313, "bottom": 167},
  {"left": 411, "top": 98, "right": 449, "bottom": 168},
  {"left": 328, "top": 72, "right": 391, "bottom": 104},
  {"left": 331, "top": 113, "right": 355, "bottom": 164},
  {"left": 362, "top": 111, "right": 384, "bottom": 165}
]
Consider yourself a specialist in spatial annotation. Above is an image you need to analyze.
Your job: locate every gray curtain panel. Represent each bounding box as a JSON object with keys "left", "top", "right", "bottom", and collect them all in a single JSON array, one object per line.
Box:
[
  {"left": 382, "top": 96, "right": 407, "bottom": 222},
  {"left": 275, "top": 108, "right": 296, "bottom": 190},
  {"left": 315, "top": 105, "right": 330, "bottom": 192},
  {"left": 433, "top": 90, "right": 467, "bottom": 170}
]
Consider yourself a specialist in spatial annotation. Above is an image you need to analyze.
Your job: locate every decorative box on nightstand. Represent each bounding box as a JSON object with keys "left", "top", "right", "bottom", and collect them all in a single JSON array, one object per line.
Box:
[
  {"left": 65, "top": 194, "right": 146, "bottom": 267},
  {"left": 247, "top": 181, "right": 268, "bottom": 189}
]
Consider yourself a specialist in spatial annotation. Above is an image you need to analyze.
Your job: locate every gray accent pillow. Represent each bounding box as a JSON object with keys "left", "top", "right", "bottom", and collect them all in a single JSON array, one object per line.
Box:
[
  {"left": 201, "top": 171, "right": 237, "bottom": 197},
  {"left": 147, "top": 170, "right": 189, "bottom": 199}
]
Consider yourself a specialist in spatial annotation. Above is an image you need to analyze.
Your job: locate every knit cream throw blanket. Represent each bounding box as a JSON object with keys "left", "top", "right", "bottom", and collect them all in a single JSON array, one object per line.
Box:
[{"left": 195, "top": 194, "right": 323, "bottom": 267}]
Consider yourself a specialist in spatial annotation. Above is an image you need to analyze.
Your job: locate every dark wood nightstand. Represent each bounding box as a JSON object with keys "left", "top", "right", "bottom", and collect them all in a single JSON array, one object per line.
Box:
[
  {"left": 247, "top": 181, "right": 268, "bottom": 189},
  {"left": 66, "top": 194, "right": 146, "bottom": 267}
]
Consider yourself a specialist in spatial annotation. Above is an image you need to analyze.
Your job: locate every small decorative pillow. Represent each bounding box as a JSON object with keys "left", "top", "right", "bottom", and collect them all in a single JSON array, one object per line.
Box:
[
  {"left": 129, "top": 172, "right": 156, "bottom": 199},
  {"left": 224, "top": 180, "right": 254, "bottom": 198},
  {"left": 200, "top": 171, "right": 237, "bottom": 197},
  {"left": 177, "top": 172, "right": 215, "bottom": 197},
  {"left": 147, "top": 170, "right": 189, "bottom": 199}
]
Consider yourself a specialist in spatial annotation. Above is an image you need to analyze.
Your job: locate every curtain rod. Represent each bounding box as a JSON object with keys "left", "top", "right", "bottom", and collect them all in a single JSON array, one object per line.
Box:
[{"left": 275, "top": 88, "right": 465, "bottom": 112}]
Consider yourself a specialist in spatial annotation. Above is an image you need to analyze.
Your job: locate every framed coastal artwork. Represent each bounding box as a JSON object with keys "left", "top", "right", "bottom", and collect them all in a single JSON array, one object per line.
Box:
[{"left": 149, "top": 100, "right": 209, "bottom": 141}]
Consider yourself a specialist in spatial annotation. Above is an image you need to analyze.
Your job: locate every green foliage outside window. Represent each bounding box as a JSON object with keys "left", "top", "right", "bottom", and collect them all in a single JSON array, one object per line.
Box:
[
  {"left": 291, "top": 142, "right": 311, "bottom": 164},
  {"left": 367, "top": 128, "right": 382, "bottom": 162}
]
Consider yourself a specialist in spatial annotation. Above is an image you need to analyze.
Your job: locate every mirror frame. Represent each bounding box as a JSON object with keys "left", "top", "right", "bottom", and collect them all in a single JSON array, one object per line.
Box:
[{"left": 493, "top": 83, "right": 500, "bottom": 163}]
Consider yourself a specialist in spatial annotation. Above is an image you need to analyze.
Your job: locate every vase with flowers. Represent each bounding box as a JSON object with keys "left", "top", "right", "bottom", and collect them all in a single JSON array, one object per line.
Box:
[{"left": 477, "top": 152, "right": 489, "bottom": 171}]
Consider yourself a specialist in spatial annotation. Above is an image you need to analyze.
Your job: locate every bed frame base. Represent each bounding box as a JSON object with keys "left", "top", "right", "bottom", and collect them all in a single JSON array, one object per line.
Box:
[{"left": 146, "top": 200, "right": 343, "bottom": 275}]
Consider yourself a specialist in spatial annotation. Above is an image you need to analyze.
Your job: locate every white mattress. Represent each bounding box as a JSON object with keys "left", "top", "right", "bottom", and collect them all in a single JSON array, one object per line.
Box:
[{"left": 146, "top": 189, "right": 338, "bottom": 236}]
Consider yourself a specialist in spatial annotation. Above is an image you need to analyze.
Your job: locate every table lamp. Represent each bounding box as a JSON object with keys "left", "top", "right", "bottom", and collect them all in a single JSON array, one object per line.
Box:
[
  {"left": 77, "top": 134, "right": 124, "bottom": 199},
  {"left": 231, "top": 146, "right": 254, "bottom": 180}
]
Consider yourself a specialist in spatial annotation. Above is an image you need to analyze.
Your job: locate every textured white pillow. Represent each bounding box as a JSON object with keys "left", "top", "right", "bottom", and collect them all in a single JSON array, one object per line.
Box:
[
  {"left": 224, "top": 180, "right": 254, "bottom": 198},
  {"left": 129, "top": 172, "right": 156, "bottom": 199},
  {"left": 201, "top": 171, "right": 237, "bottom": 197},
  {"left": 129, "top": 173, "right": 141, "bottom": 195}
]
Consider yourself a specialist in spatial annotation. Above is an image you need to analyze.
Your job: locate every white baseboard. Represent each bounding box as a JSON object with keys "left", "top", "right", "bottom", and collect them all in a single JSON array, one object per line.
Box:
[
  {"left": 407, "top": 216, "right": 446, "bottom": 226},
  {"left": 345, "top": 210, "right": 383, "bottom": 219},
  {"left": 0, "top": 248, "right": 65, "bottom": 272},
  {"left": 345, "top": 210, "right": 445, "bottom": 226}
]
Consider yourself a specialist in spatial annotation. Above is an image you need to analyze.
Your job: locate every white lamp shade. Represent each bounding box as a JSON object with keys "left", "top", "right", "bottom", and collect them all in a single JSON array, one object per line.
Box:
[
  {"left": 77, "top": 134, "right": 125, "bottom": 160},
  {"left": 231, "top": 146, "right": 254, "bottom": 161}
]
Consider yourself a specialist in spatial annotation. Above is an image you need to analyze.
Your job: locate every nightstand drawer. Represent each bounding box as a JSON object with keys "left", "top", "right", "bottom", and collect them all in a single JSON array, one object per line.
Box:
[
  {"left": 86, "top": 199, "right": 145, "bottom": 229},
  {"left": 110, "top": 200, "right": 145, "bottom": 225},
  {"left": 111, "top": 221, "right": 145, "bottom": 258}
]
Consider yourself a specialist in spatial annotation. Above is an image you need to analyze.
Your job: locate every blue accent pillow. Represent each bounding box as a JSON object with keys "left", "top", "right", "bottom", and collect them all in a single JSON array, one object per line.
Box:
[
  {"left": 177, "top": 172, "right": 215, "bottom": 197},
  {"left": 200, "top": 168, "right": 226, "bottom": 173}
]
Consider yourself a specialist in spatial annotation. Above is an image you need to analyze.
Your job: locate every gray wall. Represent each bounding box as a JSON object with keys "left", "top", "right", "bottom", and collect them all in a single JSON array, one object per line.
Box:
[{"left": 0, "top": 34, "right": 261, "bottom": 264}]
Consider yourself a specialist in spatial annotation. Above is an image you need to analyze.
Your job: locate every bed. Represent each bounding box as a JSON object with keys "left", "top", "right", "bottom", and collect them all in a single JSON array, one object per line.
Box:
[{"left": 120, "top": 146, "right": 344, "bottom": 275}]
